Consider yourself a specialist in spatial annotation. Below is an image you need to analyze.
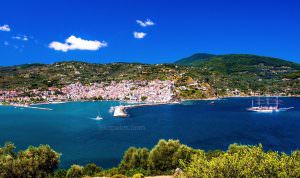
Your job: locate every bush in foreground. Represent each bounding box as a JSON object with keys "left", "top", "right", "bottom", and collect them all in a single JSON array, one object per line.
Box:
[
  {"left": 1, "top": 140, "right": 300, "bottom": 177},
  {"left": 82, "top": 163, "right": 102, "bottom": 176},
  {"left": 179, "top": 144, "right": 300, "bottom": 178},
  {"left": 148, "top": 139, "right": 196, "bottom": 175},
  {"left": 132, "top": 173, "right": 145, "bottom": 178},
  {"left": 111, "top": 174, "right": 127, "bottom": 178},
  {"left": 66, "top": 165, "right": 83, "bottom": 178},
  {"left": 0, "top": 142, "right": 60, "bottom": 178}
]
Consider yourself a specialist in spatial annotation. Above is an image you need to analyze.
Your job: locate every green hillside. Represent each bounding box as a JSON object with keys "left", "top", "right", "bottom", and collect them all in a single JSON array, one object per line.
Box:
[
  {"left": 175, "top": 54, "right": 300, "bottom": 72},
  {"left": 174, "top": 53, "right": 216, "bottom": 66},
  {"left": 1, "top": 53, "right": 300, "bottom": 98}
]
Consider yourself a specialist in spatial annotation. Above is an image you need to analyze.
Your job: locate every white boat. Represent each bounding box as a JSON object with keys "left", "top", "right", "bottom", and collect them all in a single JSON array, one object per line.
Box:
[
  {"left": 247, "top": 96, "right": 293, "bottom": 113},
  {"left": 91, "top": 110, "right": 103, "bottom": 120},
  {"left": 247, "top": 106, "right": 279, "bottom": 112},
  {"left": 94, "top": 115, "right": 103, "bottom": 120}
]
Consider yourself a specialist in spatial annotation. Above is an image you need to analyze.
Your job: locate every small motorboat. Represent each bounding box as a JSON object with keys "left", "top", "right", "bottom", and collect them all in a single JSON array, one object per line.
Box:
[{"left": 208, "top": 101, "right": 215, "bottom": 105}]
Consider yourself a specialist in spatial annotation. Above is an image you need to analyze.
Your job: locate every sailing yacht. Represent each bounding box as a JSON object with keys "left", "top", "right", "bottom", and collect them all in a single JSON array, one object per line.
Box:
[{"left": 247, "top": 96, "right": 293, "bottom": 112}]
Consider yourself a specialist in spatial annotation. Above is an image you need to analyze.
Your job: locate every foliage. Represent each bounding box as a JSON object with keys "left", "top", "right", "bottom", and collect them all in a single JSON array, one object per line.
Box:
[
  {"left": 174, "top": 53, "right": 216, "bottom": 66},
  {"left": 66, "top": 165, "right": 83, "bottom": 178},
  {"left": 111, "top": 174, "right": 127, "bottom": 178},
  {"left": 119, "top": 147, "right": 149, "bottom": 171},
  {"left": 179, "top": 144, "right": 300, "bottom": 178},
  {"left": 52, "top": 169, "right": 67, "bottom": 178},
  {"left": 94, "top": 167, "right": 120, "bottom": 177},
  {"left": 82, "top": 163, "right": 102, "bottom": 176},
  {"left": 148, "top": 139, "right": 195, "bottom": 175},
  {"left": 0, "top": 142, "right": 60, "bottom": 178},
  {"left": 132, "top": 173, "right": 145, "bottom": 178},
  {"left": 1, "top": 140, "right": 300, "bottom": 177},
  {"left": 205, "top": 149, "right": 224, "bottom": 160},
  {"left": 141, "top": 96, "right": 148, "bottom": 102},
  {"left": 284, "top": 71, "right": 300, "bottom": 79},
  {"left": 123, "top": 168, "right": 149, "bottom": 177}
]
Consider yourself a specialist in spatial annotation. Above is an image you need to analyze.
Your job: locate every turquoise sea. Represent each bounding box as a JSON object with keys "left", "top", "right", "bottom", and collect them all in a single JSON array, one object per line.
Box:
[{"left": 0, "top": 97, "right": 299, "bottom": 168}]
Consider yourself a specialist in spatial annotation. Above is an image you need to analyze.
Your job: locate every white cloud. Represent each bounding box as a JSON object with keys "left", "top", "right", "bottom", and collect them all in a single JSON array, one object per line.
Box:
[
  {"left": 0, "top": 24, "right": 11, "bottom": 32},
  {"left": 136, "top": 19, "right": 155, "bottom": 27},
  {"left": 12, "top": 35, "right": 28, "bottom": 41},
  {"left": 4, "top": 41, "right": 9, "bottom": 46},
  {"left": 49, "top": 35, "right": 107, "bottom": 52},
  {"left": 133, "top": 32, "right": 147, "bottom": 39}
]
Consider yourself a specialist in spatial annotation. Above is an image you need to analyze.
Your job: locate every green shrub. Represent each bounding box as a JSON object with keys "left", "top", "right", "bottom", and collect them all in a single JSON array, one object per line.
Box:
[
  {"left": 52, "top": 169, "right": 67, "bottom": 178},
  {"left": 66, "top": 165, "right": 83, "bottom": 178},
  {"left": 0, "top": 142, "right": 60, "bottom": 178},
  {"left": 95, "top": 167, "right": 120, "bottom": 177},
  {"left": 148, "top": 139, "right": 195, "bottom": 174},
  {"left": 132, "top": 173, "right": 145, "bottom": 178},
  {"left": 119, "top": 147, "right": 149, "bottom": 170},
  {"left": 180, "top": 144, "right": 300, "bottom": 178},
  {"left": 82, "top": 163, "right": 102, "bottom": 176},
  {"left": 112, "top": 174, "right": 127, "bottom": 178},
  {"left": 124, "top": 168, "right": 150, "bottom": 177},
  {"left": 2, "top": 140, "right": 300, "bottom": 178}
]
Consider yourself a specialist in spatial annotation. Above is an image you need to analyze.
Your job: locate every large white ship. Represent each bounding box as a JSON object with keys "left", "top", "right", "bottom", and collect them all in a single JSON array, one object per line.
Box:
[{"left": 247, "top": 96, "right": 293, "bottom": 112}]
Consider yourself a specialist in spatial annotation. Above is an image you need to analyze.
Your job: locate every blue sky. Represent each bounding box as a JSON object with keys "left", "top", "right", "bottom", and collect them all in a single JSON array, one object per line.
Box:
[{"left": 0, "top": 0, "right": 299, "bottom": 65}]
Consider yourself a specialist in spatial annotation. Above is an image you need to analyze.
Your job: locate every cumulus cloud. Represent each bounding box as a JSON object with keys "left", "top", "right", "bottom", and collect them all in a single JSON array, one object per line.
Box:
[
  {"left": 12, "top": 35, "right": 28, "bottom": 41},
  {"left": 0, "top": 24, "right": 11, "bottom": 32},
  {"left": 133, "top": 32, "right": 147, "bottom": 39},
  {"left": 49, "top": 35, "right": 107, "bottom": 52},
  {"left": 136, "top": 19, "right": 155, "bottom": 27}
]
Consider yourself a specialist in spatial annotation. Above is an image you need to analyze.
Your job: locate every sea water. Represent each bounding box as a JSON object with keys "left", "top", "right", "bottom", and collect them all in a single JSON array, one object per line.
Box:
[{"left": 0, "top": 97, "right": 299, "bottom": 168}]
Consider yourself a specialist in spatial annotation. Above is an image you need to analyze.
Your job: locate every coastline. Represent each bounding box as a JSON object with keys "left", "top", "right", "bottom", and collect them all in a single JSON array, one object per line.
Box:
[{"left": 2, "top": 95, "right": 299, "bottom": 112}]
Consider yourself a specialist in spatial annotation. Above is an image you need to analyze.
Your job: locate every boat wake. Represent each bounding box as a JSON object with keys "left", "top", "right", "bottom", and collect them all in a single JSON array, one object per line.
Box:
[{"left": 278, "top": 107, "right": 294, "bottom": 111}]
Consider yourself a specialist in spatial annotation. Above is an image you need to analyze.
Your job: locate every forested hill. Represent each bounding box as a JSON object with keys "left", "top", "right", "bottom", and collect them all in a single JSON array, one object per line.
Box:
[
  {"left": 175, "top": 53, "right": 300, "bottom": 72},
  {"left": 0, "top": 53, "right": 300, "bottom": 97},
  {"left": 174, "top": 53, "right": 217, "bottom": 66}
]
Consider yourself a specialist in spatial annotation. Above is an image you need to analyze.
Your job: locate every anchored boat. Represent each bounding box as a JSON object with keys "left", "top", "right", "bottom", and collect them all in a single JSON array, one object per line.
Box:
[{"left": 247, "top": 96, "right": 293, "bottom": 112}]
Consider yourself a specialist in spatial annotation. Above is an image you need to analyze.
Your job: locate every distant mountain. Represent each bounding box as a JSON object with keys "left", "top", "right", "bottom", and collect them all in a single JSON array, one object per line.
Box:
[
  {"left": 174, "top": 53, "right": 216, "bottom": 66},
  {"left": 175, "top": 54, "right": 300, "bottom": 74}
]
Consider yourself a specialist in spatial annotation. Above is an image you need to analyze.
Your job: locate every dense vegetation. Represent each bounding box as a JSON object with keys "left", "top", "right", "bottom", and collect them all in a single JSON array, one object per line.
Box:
[
  {"left": 0, "top": 53, "right": 300, "bottom": 98},
  {"left": 176, "top": 54, "right": 300, "bottom": 97},
  {"left": 1, "top": 140, "right": 300, "bottom": 178},
  {"left": 0, "top": 142, "right": 60, "bottom": 177}
]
